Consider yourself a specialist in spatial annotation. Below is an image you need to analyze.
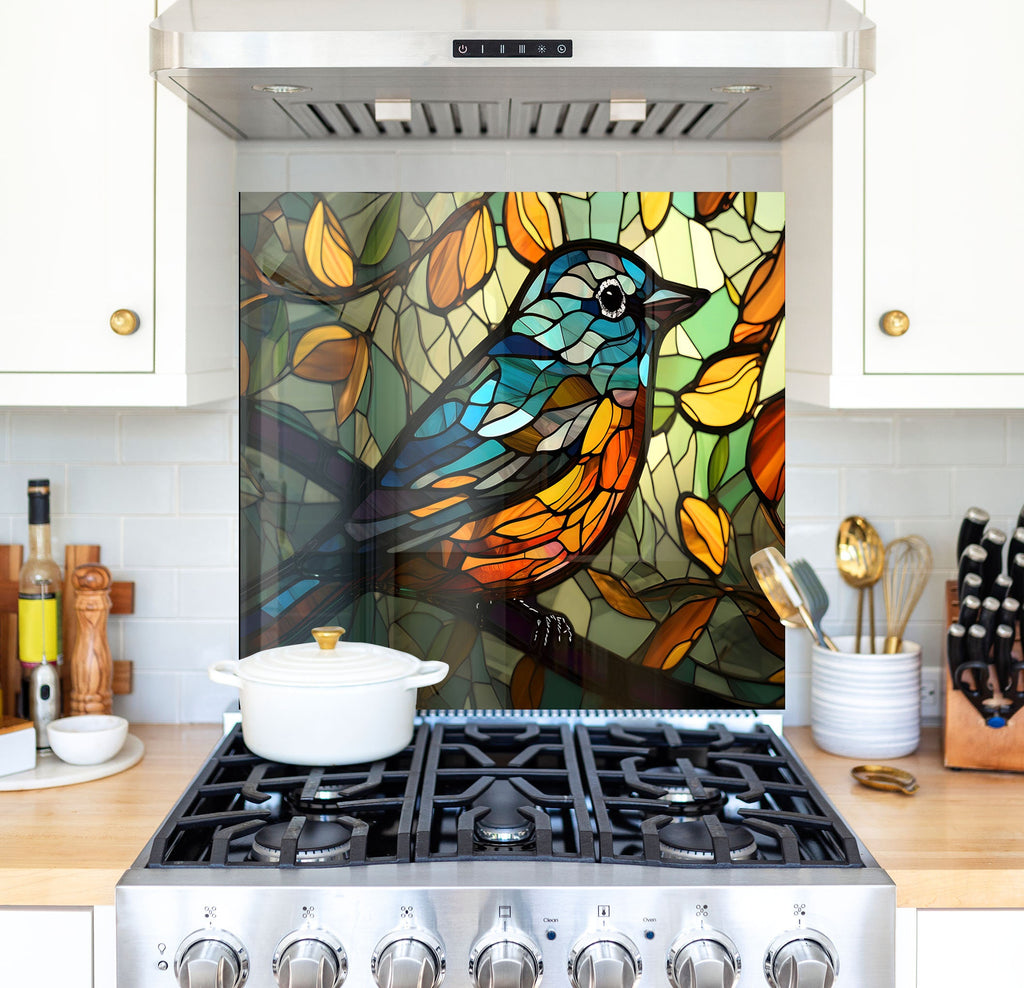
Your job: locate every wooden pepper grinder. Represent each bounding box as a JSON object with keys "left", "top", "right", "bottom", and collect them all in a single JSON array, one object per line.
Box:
[{"left": 69, "top": 564, "right": 113, "bottom": 715}]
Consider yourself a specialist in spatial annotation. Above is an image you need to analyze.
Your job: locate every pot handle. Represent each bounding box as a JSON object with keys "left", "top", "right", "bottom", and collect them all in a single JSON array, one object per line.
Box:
[
  {"left": 208, "top": 660, "right": 242, "bottom": 689},
  {"left": 405, "top": 660, "right": 449, "bottom": 690}
]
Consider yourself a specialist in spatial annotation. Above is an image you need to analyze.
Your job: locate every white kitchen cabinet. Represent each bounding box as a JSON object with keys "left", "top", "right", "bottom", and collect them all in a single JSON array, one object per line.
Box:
[
  {"left": 916, "top": 910, "right": 1022, "bottom": 985},
  {"left": 0, "top": 906, "right": 95, "bottom": 987},
  {"left": 0, "top": 0, "right": 236, "bottom": 407},
  {"left": 784, "top": 0, "right": 1024, "bottom": 408}
]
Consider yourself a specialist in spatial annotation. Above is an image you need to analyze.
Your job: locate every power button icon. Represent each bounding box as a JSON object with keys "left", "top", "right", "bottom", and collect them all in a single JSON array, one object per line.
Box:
[{"left": 458, "top": 44, "right": 468, "bottom": 54}]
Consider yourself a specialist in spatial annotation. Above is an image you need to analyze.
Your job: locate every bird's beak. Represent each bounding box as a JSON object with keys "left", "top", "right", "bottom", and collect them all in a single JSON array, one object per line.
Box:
[{"left": 643, "top": 283, "right": 711, "bottom": 329}]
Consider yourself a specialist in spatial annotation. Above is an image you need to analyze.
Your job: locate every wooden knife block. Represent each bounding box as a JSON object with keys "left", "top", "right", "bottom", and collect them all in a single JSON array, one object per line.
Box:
[
  {"left": 0, "top": 544, "right": 134, "bottom": 718},
  {"left": 943, "top": 580, "right": 1024, "bottom": 772}
]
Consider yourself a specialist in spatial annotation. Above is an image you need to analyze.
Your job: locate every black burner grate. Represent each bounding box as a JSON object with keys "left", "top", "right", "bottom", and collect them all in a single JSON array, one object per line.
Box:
[{"left": 143, "top": 719, "right": 862, "bottom": 870}]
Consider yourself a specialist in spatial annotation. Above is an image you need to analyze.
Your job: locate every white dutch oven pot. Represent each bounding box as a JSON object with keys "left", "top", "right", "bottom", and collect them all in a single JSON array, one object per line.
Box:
[{"left": 209, "top": 627, "right": 448, "bottom": 765}]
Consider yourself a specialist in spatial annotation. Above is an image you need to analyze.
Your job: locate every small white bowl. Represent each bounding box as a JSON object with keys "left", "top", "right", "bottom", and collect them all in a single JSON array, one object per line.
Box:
[{"left": 47, "top": 715, "right": 128, "bottom": 765}]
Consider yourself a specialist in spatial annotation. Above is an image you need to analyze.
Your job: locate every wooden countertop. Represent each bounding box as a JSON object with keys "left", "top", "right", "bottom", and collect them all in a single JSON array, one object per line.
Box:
[{"left": 0, "top": 725, "right": 1020, "bottom": 909}]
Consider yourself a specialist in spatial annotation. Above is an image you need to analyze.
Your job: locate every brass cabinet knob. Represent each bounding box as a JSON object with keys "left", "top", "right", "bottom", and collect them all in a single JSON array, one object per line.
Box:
[
  {"left": 109, "top": 308, "right": 140, "bottom": 336},
  {"left": 880, "top": 310, "right": 910, "bottom": 337}
]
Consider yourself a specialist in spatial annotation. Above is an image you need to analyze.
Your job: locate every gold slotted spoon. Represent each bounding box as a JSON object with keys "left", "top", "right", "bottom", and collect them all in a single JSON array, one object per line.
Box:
[{"left": 836, "top": 516, "right": 885, "bottom": 653}]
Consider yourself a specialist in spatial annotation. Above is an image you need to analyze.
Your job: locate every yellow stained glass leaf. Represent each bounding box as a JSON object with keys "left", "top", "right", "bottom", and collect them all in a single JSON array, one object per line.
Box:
[
  {"left": 679, "top": 353, "right": 761, "bottom": 429},
  {"left": 739, "top": 237, "right": 785, "bottom": 327},
  {"left": 640, "top": 192, "right": 671, "bottom": 233},
  {"left": 505, "top": 192, "right": 562, "bottom": 265},
  {"left": 458, "top": 206, "right": 496, "bottom": 295},
  {"left": 304, "top": 200, "right": 355, "bottom": 288},
  {"left": 641, "top": 595, "right": 718, "bottom": 669},
  {"left": 678, "top": 495, "right": 730, "bottom": 575},
  {"left": 589, "top": 569, "right": 653, "bottom": 620},
  {"left": 333, "top": 336, "right": 370, "bottom": 425},
  {"left": 426, "top": 206, "right": 496, "bottom": 311}
]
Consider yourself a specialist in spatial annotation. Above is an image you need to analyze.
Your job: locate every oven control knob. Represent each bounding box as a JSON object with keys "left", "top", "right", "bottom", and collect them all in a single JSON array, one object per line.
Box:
[
  {"left": 470, "top": 935, "right": 543, "bottom": 988},
  {"left": 372, "top": 932, "right": 445, "bottom": 988},
  {"left": 764, "top": 931, "right": 838, "bottom": 988},
  {"left": 175, "top": 930, "right": 249, "bottom": 988},
  {"left": 668, "top": 932, "right": 740, "bottom": 988},
  {"left": 568, "top": 934, "right": 641, "bottom": 988},
  {"left": 274, "top": 931, "right": 347, "bottom": 988}
]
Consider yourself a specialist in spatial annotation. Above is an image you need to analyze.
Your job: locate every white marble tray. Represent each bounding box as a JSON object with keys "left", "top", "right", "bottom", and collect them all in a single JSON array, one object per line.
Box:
[{"left": 0, "top": 733, "right": 144, "bottom": 791}]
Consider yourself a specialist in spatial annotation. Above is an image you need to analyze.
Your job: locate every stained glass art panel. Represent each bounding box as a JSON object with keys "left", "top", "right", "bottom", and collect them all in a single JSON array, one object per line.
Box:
[{"left": 240, "top": 191, "right": 785, "bottom": 711}]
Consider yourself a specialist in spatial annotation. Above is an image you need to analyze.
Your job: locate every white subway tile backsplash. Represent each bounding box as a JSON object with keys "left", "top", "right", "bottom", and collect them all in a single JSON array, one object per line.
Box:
[
  {"left": 289, "top": 152, "right": 400, "bottom": 190},
  {"left": 508, "top": 152, "right": 618, "bottom": 190},
  {"left": 236, "top": 151, "right": 289, "bottom": 190},
  {"left": 69, "top": 465, "right": 176, "bottom": 515},
  {"left": 180, "top": 464, "right": 239, "bottom": 515},
  {"left": 618, "top": 153, "right": 729, "bottom": 191},
  {"left": 178, "top": 568, "right": 240, "bottom": 619},
  {"left": 784, "top": 468, "right": 840, "bottom": 518},
  {"left": 120, "top": 412, "right": 230, "bottom": 463},
  {"left": 179, "top": 671, "right": 239, "bottom": 723},
  {"left": 728, "top": 153, "right": 783, "bottom": 189},
  {"left": 898, "top": 413, "right": 1006, "bottom": 465},
  {"left": 0, "top": 464, "right": 67, "bottom": 515},
  {"left": 787, "top": 413, "right": 893, "bottom": 466},
  {"left": 50, "top": 516, "right": 123, "bottom": 567},
  {"left": 113, "top": 670, "right": 181, "bottom": 724},
  {"left": 118, "top": 568, "right": 180, "bottom": 619},
  {"left": 122, "top": 619, "right": 238, "bottom": 671},
  {"left": 123, "top": 517, "right": 236, "bottom": 568},
  {"left": 843, "top": 468, "right": 951, "bottom": 518},
  {"left": 10, "top": 412, "right": 117, "bottom": 463},
  {"left": 396, "top": 153, "right": 508, "bottom": 190},
  {"left": 950, "top": 468, "right": 1024, "bottom": 525}
]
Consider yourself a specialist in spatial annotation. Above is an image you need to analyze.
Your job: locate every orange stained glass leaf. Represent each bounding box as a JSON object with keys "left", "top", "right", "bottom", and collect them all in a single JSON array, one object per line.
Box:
[
  {"left": 640, "top": 192, "right": 671, "bottom": 234},
  {"left": 333, "top": 339, "right": 370, "bottom": 425},
  {"left": 694, "top": 192, "right": 738, "bottom": 223},
  {"left": 459, "top": 206, "right": 496, "bottom": 294},
  {"left": 426, "top": 205, "right": 496, "bottom": 310},
  {"left": 293, "top": 325, "right": 364, "bottom": 382},
  {"left": 747, "top": 393, "right": 785, "bottom": 504},
  {"left": 744, "top": 606, "right": 786, "bottom": 657},
  {"left": 589, "top": 569, "right": 654, "bottom": 620},
  {"left": 678, "top": 353, "right": 761, "bottom": 429},
  {"left": 504, "top": 192, "right": 560, "bottom": 265},
  {"left": 678, "top": 495, "right": 731, "bottom": 575},
  {"left": 739, "top": 237, "right": 785, "bottom": 327},
  {"left": 240, "top": 342, "right": 250, "bottom": 395},
  {"left": 303, "top": 200, "right": 355, "bottom": 288},
  {"left": 426, "top": 231, "right": 463, "bottom": 309},
  {"left": 510, "top": 655, "right": 546, "bottom": 707},
  {"left": 641, "top": 595, "right": 719, "bottom": 669}
]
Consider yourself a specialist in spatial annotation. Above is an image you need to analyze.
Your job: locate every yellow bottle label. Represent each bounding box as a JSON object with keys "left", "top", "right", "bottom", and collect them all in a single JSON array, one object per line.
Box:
[{"left": 18, "top": 595, "right": 62, "bottom": 666}]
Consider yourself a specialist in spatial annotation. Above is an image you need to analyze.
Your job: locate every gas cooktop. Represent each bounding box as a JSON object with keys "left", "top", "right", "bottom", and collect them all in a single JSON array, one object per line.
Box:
[
  {"left": 117, "top": 715, "right": 895, "bottom": 988},
  {"left": 142, "top": 719, "right": 864, "bottom": 871}
]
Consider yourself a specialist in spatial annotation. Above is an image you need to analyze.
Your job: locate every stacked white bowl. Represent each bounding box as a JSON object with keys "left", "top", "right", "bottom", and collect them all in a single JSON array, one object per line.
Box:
[{"left": 810, "top": 635, "right": 921, "bottom": 759}]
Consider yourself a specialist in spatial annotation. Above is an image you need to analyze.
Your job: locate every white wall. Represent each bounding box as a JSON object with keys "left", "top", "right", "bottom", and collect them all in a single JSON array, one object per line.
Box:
[{"left": 4, "top": 141, "right": 1017, "bottom": 723}]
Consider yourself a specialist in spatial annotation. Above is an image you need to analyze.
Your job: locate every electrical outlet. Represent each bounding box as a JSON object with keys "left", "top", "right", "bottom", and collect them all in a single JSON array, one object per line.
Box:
[{"left": 920, "top": 667, "right": 942, "bottom": 720}]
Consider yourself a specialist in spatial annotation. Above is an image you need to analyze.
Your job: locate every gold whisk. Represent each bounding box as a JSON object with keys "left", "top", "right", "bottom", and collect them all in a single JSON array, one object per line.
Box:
[{"left": 882, "top": 535, "right": 933, "bottom": 654}]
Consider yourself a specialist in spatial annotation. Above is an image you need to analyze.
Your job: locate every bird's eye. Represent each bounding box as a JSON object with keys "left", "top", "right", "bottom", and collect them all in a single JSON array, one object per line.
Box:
[{"left": 596, "top": 278, "right": 627, "bottom": 319}]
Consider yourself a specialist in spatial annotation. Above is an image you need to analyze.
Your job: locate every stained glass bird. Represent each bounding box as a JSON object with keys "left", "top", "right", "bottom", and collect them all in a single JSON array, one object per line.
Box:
[
  {"left": 244, "top": 240, "right": 709, "bottom": 649},
  {"left": 349, "top": 239, "right": 709, "bottom": 597}
]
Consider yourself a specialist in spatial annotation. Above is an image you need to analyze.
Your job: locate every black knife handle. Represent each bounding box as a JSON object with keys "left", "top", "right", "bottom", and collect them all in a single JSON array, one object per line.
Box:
[
  {"left": 998, "top": 596, "right": 1020, "bottom": 631},
  {"left": 947, "top": 623, "right": 966, "bottom": 688},
  {"left": 1017, "top": 504, "right": 1024, "bottom": 534},
  {"left": 990, "top": 574, "right": 1014, "bottom": 603},
  {"left": 977, "top": 596, "right": 1002, "bottom": 650},
  {"left": 1008, "top": 527, "right": 1024, "bottom": 568},
  {"left": 980, "top": 529, "right": 1007, "bottom": 589},
  {"left": 966, "top": 621, "right": 992, "bottom": 674},
  {"left": 1010, "top": 552, "right": 1024, "bottom": 604},
  {"left": 958, "top": 544, "right": 989, "bottom": 598},
  {"left": 958, "top": 594, "right": 982, "bottom": 628},
  {"left": 995, "top": 623, "right": 1016, "bottom": 695},
  {"left": 957, "top": 506, "right": 990, "bottom": 561}
]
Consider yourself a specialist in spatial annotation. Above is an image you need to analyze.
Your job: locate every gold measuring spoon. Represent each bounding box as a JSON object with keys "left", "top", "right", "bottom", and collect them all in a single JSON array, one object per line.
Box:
[
  {"left": 836, "top": 516, "right": 885, "bottom": 653},
  {"left": 851, "top": 764, "right": 919, "bottom": 795}
]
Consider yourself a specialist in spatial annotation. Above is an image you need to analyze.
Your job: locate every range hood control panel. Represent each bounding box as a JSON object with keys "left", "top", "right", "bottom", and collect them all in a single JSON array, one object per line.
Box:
[{"left": 453, "top": 40, "right": 573, "bottom": 58}]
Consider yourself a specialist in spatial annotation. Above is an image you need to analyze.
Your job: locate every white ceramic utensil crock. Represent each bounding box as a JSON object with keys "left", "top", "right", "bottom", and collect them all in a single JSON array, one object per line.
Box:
[{"left": 209, "top": 627, "right": 448, "bottom": 765}]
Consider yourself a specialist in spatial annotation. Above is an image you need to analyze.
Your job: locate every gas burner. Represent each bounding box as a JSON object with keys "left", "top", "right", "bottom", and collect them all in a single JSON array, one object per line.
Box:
[
  {"left": 657, "top": 821, "right": 758, "bottom": 863},
  {"left": 285, "top": 785, "right": 353, "bottom": 820},
  {"left": 656, "top": 785, "right": 727, "bottom": 818},
  {"left": 250, "top": 820, "right": 352, "bottom": 864},
  {"left": 471, "top": 780, "right": 536, "bottom": 845}
]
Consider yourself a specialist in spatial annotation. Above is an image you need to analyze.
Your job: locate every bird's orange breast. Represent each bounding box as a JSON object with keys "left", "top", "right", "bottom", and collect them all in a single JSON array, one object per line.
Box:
[{"left": 395, "top": 396, "right": 646, "bottom": 595}]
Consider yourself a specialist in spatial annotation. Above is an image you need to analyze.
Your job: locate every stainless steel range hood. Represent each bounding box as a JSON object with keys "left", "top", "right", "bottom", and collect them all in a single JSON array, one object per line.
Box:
[{"left": 151, "top": 0, "right": 874, "bottom": 142}]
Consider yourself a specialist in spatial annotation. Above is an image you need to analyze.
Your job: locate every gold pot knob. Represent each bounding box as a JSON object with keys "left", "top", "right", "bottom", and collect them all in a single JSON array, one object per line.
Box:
[
  {"left": 109, "top": 308, "right": 140, "bottom": 336},
  {"left": 311, "top": 626, "right": 346, "bottom": 650},
  {"left": 880, "top": 310, "right": 910, "bottom": 337}
]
